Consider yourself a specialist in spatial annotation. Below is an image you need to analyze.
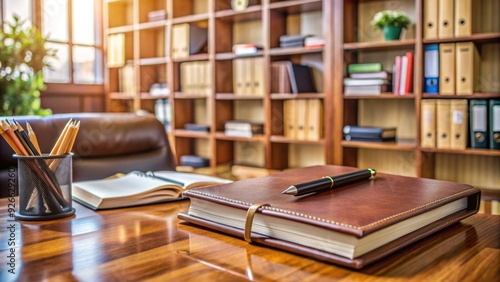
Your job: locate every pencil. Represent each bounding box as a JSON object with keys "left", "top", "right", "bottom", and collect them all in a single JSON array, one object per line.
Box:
[
  {"left": 26, "top": 122, "right": 42, "bottom": 154},
  {"left": 1, "top": 120, "right": 29, "bottom": 155},
  {"left": 50, "top": 119, "right": 73, "bottom": 155},
  {"left": 15, "top": 121, "right": 40, "bottom": 156},
  {"left": 10, "top": 122, "right": 34, "bottom": 156},
  {"left": 0, "top": 124, "right": 23, "bottom": 155}
]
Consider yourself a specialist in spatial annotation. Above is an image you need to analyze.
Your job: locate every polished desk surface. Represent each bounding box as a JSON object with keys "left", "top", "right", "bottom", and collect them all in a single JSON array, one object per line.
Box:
[{"left": 0, "top": 199, "right": 499, "bottom": 281}]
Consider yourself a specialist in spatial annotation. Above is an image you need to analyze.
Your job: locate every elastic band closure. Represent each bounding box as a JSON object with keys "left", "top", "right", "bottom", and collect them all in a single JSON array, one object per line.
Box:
[
  {"left": 322, "top": 176, "right": 334, "bottom": 189},
  {"left": 244, "top": 203, "right": 270, "bottom": 243}
]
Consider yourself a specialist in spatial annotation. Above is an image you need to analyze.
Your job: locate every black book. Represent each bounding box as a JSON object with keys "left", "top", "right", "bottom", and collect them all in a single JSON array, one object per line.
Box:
[{"left": 286, "top": 63, "right": 316, "bottom": 93}]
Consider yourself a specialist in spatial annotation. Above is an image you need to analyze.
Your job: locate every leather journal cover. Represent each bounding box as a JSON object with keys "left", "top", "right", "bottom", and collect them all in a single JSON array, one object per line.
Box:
[{"left": 178, "top": 165, "right": 480, "bottom": 269}]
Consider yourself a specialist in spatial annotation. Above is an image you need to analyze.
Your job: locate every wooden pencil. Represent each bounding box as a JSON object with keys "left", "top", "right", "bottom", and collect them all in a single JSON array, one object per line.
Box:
[{"left": 26, "top": 122, "right": 42, "bottom": 154}]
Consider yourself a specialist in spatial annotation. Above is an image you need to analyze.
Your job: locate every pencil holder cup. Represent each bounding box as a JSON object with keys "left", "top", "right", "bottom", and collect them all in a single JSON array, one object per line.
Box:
[{"left": 14, "top": 153, "right": 75, "bottom": 220}]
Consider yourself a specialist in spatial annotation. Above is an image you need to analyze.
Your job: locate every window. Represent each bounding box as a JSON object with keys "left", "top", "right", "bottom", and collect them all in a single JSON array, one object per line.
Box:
[{"left": 1, "top": 0, "right": 103, "bottom": 93}]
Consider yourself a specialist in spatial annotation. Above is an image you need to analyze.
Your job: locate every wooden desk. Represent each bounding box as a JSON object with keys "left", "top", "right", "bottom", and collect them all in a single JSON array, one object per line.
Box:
[{"left": 1, "top": 199, "right": 499, "bottom": 281}]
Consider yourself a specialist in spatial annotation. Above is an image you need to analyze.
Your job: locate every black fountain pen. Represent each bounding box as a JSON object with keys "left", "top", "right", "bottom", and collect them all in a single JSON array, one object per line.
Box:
[{"left": 282, "top": 168, "right": 376, "bottom": 196}]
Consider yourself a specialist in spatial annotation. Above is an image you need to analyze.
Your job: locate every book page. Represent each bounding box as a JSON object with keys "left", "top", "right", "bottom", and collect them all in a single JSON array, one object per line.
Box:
[
  {"left": 152, "top": 171, "right": 232, "bottom": 189},
  {"left": 73, "top": 173, "right": 181, "bottom": 199}
]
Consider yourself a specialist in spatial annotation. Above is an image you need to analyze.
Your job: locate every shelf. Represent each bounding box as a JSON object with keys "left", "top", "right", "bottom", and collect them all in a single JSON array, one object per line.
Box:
[
  {"left": 172, "top": 53, "right": 210, "bottom": 63},
  {"left": 107, "top": 25, "right": 134, "bottom": 34},
  {"left": 344, "top": 94, "right": 415, "bottom": 99},
  {"left": 422, "top": 93, "right": 500, "bottom": 99},
  {"left": 137, "top": 20, "right": 167, "bottom": 30},
  {"left": 215, "top": 52, "right": 264, "bottom": 60},
  {"left": 214, "top": 132, "right": 266, "bottom": 142},
  {"left": 139, "top": 93, "right": 169, "bottom": 100},
  {"left": 109, "top": 92, "right": 135, "bottom": 100},
  {"left": 423, "top": 32, "right": 500, "bottom": 45},
  {"left": 174, "top": 129, "right": 210, "bottom": 139},
  {"left": 174, "top": 92, "right": 209, "bottom": 99},
  {"left": 269, "top": 46, "right": 323, "bottom": 56},
  {"left": 271, "top": 135, "right": 325, "bottom": 145},
  {"left": 270, "top": 93, "right": 324, "bottom": 99},
  {"left": 421, "top": 148, "right": 500, "bottom": 157},
  {"left": 341, "top": 139, "right": 417, "bottom": 151},
  {"left": 216, "top": 94, "right": 264, "bottom": 100},
  {"left": 269, "top": 0, "right": 322, "bottom": 14},
  {"left": 343, "top": 39, "right": 416, "bottom": 51},
  {"left": 171, "top": 13, "right": 210, "bottom": 24},
  {"left": 214, "top": 6, "right": 262, "bottom": 22}
]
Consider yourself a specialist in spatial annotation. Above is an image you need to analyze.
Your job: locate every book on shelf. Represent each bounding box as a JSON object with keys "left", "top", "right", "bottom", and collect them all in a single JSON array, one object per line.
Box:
[
  {"left": 343, "top": 78, "right": 391, "bottom": 86},
  {"left": 72, "top": 171, "right": 232, "bottom": 210},
  {"left": 279, "top": 34, "right": 312, "bottom": 48},
  {"left": 344, "top": 84, "right": 390, "bottom": 96},
  {"left": 184, "top": 123, "right": 210, "bottom": 132},
  {"left": 393, "top": 52, "right": 413, "bottom": 95},
  {"left": 271, "top": 61, "right": 292, "bottom": 93},
  {"left": 349, "top": 71, "right": 392, "bottom": 80},
  {"left": 304, "top": 36, "right": 325, "bottom": 48},
  {"left": 232, "top": 43, "right": 263, "bottom": 55},
  {"left": 178, "top": 165, "right": 480, "bottom": 269},
  {"left": 224, "top": 120, "right": 264, "bottom": 137},
  {"left": 343, "top": 125, "right": 397, "bottom": 141},
  {"left": 347, "top": 63, "right": 383, "bottom": 74},
  {"left": 287, "top": 63, "right": 316, "bottom": 93},
  {"left": 179, "top": 155, "right": 210, "bottom": 168}
]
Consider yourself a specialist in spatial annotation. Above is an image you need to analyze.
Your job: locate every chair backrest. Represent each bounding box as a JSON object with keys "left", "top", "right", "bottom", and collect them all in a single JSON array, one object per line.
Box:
[{"left": 0, "top": 113, "right": 176, "bottom": 197}]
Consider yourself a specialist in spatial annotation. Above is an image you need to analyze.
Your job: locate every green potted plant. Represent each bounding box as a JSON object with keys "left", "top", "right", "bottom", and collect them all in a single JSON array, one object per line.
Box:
[
  {"left": 0, "top": 15, "right": 56, "bottom": 116},
  {"left": 371, "top": 10, "right": 411, "bottom": 41}
]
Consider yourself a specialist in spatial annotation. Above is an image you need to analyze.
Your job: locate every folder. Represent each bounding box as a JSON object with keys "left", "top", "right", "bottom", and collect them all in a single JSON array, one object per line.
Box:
[
  {"left": 423, "top": 0, "right": 439, "bottom": 39},
  {"left": 469, "top": 100, "right": 489, "bottom": 148},
  {"left": 439, "top": 43, "right": 455, "bottom": 95},
  {"left": 306, "top": 99, "right": 323, "bottom": 141},
  {"left": 438, "top": 0, "right": 455, "bottom": 38},
  {"left": 455, "top": 42, "right": 480, "bottom": 95},
  {"left": 421, "top": 99, "right": 436, "bottom": 148},
  {"left": 450, "top": 99, "right": 468, "bottom": 149},
  {"left": 424, "top": 44, "right": 439, "bottom": 94},
  {"left": 283, "top": 100, "right": 297, "bottom": 139},
  {"left": 455, "top": 0, "right": 471, "bottom": 37},
  {"left": 296, "top": 99, "right": 308, "bottom": 140},
  {"left": 252, "top": 57, "right": 265, "bottom": 96},
  {"left": 233, "top": 59, "right": 244, "bottom": 95},
  {"left": 489, "top": 99, "right": 500, "bottom": 149},
  {"left": 436, "top": 100, "right": 451, "bottom": 149},
  {"left": 171, "top": 23, "right": 207, "bottom": 60}
]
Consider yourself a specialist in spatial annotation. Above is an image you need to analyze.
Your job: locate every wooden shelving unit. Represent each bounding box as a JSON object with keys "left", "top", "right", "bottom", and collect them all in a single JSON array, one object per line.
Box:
[{"left": 103, "top": 0, "right": 499, "bottom": 189}]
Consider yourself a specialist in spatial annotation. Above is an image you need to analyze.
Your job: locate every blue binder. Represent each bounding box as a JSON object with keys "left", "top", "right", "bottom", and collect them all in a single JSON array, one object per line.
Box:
[{"left": 424, "top": 44, "right": 439, "bottom": 94}]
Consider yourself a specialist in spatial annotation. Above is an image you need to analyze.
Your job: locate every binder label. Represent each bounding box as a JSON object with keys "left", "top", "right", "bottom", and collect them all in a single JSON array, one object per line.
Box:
[
  {"left": 452, "top": 110, "right": 464, "bottom": 124},
  {"left": 472, "top": 106, "right": 487, "bottom": 131},
  {"left": 494, "top": 106, "right": 500, "bottom": 131}
]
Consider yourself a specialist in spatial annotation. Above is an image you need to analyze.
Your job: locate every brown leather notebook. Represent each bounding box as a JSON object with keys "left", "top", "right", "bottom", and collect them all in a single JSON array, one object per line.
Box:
[{"left": 178, "top": 165, "right": 480, "bottom": 269}]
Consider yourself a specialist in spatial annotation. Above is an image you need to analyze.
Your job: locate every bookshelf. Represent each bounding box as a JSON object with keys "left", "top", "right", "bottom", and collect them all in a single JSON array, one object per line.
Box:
[
  {"left": 336, "top": 0, "right": 500, "bottom": 190},
  {"left": 103, "top": 0, "right": 499, "bottom": 189}
]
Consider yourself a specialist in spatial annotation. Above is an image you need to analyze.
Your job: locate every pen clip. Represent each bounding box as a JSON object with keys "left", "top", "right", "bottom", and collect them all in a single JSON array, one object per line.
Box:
[{"left": 322, "top": 176, "right": 334, "bottom": 189}]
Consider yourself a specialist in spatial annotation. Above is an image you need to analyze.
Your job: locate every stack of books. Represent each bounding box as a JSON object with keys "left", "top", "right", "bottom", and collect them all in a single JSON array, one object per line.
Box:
[
  {"left": 304, "top": 36, "right": 325, "bottom": 48},
  {"left": 344, "top": 63, "right": 392, "bottom": 95},
  {"left": 224, "top": 120, "right": 264, "bottom": 138},
  {"left": 279, "top": 34, "right": 312, "bottom": 48},
  {"left": 343, "top": 125, "right": 397, "bottom": 142}
]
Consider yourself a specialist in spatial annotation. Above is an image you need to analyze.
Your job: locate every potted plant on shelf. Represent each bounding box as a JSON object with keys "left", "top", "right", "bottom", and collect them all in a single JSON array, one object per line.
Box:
[
  {"left": 371, "top": 10, "right": 411, "bottom": 41},
  {"left": 0, "top": 16, "right": 56, "bottom": 116}
]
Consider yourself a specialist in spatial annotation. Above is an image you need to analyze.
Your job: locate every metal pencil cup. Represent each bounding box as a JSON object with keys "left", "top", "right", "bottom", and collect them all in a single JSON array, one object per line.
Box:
[{"left": 15, "top": 153, "right": 75, "bottom": 220}]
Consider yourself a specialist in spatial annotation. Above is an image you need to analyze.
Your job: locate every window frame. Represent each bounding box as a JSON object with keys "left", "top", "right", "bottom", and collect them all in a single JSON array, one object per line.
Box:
[{"left": 1, "top": 0, "right": 105, "bottom": 96}]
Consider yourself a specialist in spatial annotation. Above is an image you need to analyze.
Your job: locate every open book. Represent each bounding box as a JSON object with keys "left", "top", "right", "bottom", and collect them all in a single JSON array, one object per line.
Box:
[{"left": 72, "top": 171, "right": 232, "bottom": 210}]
